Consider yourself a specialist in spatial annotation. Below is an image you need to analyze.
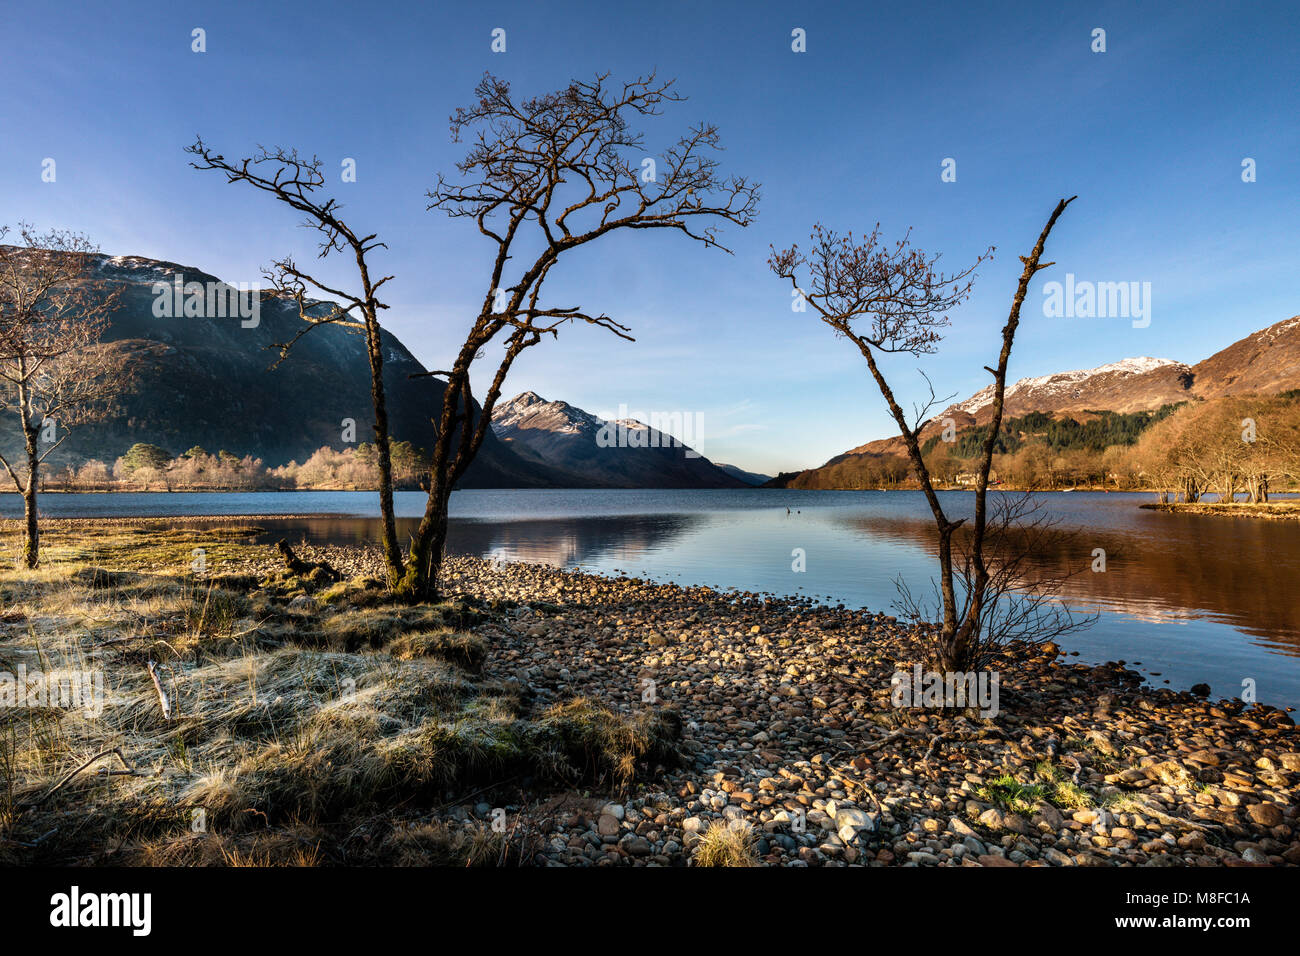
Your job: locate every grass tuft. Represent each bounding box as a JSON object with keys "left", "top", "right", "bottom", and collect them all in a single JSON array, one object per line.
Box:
[
  {"left": 534, "top": 697, "right": 681, "bottom": 793},
  {"left": 974, "top": 773, "right": 1048, "bottom": 815},
  {"left": 693, "top": 820, "right": 758, "bottom": 867},
  {"left": 387, "top": 629, "right": 487, "bottom": 671}
]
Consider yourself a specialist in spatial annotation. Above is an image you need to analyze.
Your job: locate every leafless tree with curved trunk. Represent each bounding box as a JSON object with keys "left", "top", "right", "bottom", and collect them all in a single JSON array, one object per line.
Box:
[
  {"left": 0, "top": 226, "right": 124, "bottom": 567},
  {"left": 186, "top": 139, "right": 404, "bottom": 585},
  {"left": 770, "top": 197, "right": 1081, "bottom": 671},
  {"left": 395, "top": 71, "right": 760, "bottom": 600}
]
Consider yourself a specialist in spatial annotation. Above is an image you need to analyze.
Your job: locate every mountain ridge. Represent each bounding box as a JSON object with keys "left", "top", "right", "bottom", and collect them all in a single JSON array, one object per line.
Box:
[
  {"left": 491, "top": 391, "right": 746, "bottom": 488},
  {"left": 778, "top": 314, "right": 1300, "bottom": 487},
  {"left": 2, "top": 251, "right": 570, "bottom": 487}
]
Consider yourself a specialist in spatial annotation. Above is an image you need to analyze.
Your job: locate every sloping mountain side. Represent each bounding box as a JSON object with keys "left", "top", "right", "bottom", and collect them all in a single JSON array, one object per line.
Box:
[
  {"left": 491, "top": 391, "right": 747, "bottom": 488},
  {"left": 716, "top": 463, "right": 773, "bottom": 486},
  {"left": 779, "top": 315, "right": 1300, "bottom": 489},
  {"left": 0, "top": 253, "right": 568, "bottom": 488},
  {"left": 1186, "top": 316, "right": 1300, "bottom": 399}
]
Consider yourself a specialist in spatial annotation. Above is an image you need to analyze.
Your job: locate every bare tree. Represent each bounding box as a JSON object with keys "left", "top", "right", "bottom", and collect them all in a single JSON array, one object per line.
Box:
[
  {"left": 186, "top": 140, "right": 405, "bottom": 585},
  {"left": 771, "top": 197, "right": 1078, "bottom": 671},
  {"left": 896, "top": 490, "right": 1094, "bottom": 672},
  {"left": 396, "top": 72, "right": 759, "bottom": 599},
  {"left": 1256, "top": 395, "right": 1300, "bottom": 499},
  {"left": 0, "top": 226, "right": 124, "bottom": 567},
  {"left": 1145, "top": 394, "right": 1300, "bottom": 505}
]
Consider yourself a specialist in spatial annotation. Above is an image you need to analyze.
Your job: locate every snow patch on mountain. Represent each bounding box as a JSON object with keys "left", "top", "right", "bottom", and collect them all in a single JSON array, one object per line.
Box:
[
  {"left": 953, "top": 357, "right": 1183, "bottom": 415},
  {"left": 1260, "top": 316, "right": 1300, "bottom": 342}
]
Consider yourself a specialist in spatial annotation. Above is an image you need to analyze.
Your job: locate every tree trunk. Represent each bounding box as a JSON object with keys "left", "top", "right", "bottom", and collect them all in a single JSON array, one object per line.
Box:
[
  {"left": 363, "top": 310, "right": 403, "bottom": 586},
  {"left": 398, "top": 367, "right": 465, "bottom": 602},
  {"left": 21, "top": 444, "right": 39, "bottom": 570},
  {"left": 19, "top": 405, "right": 41, "bottom": 568},
  {"left": 22, "top": 485, "right": 38, "bottom": 568},
  {"left": 397, "top": 478, "right": 450, "bottom": 602},
  {"left": 398, "top": 354, "right": 498, "bottom": 602},
  {"left": 948, "top": 196, "right": 1074, "bottom": 673}
]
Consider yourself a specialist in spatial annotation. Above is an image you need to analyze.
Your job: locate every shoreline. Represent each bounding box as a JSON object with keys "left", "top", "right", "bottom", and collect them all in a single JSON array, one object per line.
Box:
[
  {"left": 1139, "top": 501, "right": 1300, "bottom": 520},
  {"left": 2, "top": 528, "right": 1296, "bottom": 867},
  {"left": 273, "top": 546, "right": 1300, "bottom": 866},
  {"left": 0, "top": 514, "right": 351, "bottom": 527},
  {"left": 8, "top": 510, "right": 1297, "bottom": 707}
]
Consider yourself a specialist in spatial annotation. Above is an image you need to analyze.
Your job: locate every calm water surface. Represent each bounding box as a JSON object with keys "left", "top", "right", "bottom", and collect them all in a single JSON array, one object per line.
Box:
[{"left": 11, "top": 489, "right": 1300, "bottom": 709}]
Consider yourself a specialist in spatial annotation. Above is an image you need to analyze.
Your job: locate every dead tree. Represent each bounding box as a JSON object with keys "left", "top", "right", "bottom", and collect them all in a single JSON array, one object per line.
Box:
[
  {"left": 771, "top": 198, "right": 1080, "bottom": 671},
  {"left": 187, "top": 140, "right": 404, "bottom": 586},
  {"left": 396, "top": 72, "right": 759, "bottom": 599},
  {"left": 0, "top": 226, "right": 124, "bottom": 567}
]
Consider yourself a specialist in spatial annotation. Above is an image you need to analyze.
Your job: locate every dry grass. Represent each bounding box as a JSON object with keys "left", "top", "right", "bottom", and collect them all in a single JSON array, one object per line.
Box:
[
  {"left": 693, "top": 820, "right": 758, "bottom": 867},
  {"left": 386, "top": 629, "right": 487, "bottom": 670},
  {"left": 0, "top": 524, "right": 679, "bottom": 866},
  {"left": 536, "top": 697, "right": 682, "bottom": 793}
]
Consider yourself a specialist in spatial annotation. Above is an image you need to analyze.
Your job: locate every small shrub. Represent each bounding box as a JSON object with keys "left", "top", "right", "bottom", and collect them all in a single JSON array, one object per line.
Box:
[{"left": 693, "top": 821, "right": 757, "bottom": 867}]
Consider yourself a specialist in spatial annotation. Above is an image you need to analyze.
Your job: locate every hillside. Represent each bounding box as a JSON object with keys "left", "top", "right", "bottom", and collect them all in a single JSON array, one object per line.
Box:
[
  {"left": 716, "top": 463, "right": 773, "bottom": 486},
  {"left": 779, "top": 315, "right": 1300, "bottom": 489},
  {"left": 1185, "top": 316, "right": 1300, "bottom": 399},
  {"left": 1, "top": 253, "right": 567, "bottom": 488},
  {"left": 491, "top": 391, "right": 746, "bottom": 488}
]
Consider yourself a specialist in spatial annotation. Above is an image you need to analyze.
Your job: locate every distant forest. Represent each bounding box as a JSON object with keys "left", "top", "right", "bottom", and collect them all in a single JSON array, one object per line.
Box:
[
  {"left": 39, "top": 442, "right": 432, "bottom": 492},
  {"left": 921, "top": 403, "right": 1186, "bottom": 457},
  {"left": 783, "top": 393, "right": 1300, "bottom": 494}
]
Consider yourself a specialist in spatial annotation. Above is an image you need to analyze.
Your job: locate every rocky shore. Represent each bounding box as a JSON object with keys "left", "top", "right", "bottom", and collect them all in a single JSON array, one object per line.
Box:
[{"left": 241, "top": 545, "right": 1300, "bottom": 867}]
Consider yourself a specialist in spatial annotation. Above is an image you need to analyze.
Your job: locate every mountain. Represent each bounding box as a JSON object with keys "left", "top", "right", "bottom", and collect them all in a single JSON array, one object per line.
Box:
[
  {"left": 779, "top": 315, "right": 1300, "bottom": 488},
  {"left": 1181, "top": 316, "right": 1300, "bottom": 399},
  {"left": 715, "top": 463, "right": 773, "bottom": 486},
  {"left": 491, "top": 391, "right": 747, "bottom": 488},
  {"left": 3, "top": 252, "right": 567, "bottom": 487},
  {"left": 946, "top": 357, "right": 1193, "bottom": 423}
]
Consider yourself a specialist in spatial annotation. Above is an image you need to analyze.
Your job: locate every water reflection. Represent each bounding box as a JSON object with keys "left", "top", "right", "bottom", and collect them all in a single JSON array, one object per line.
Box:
[
  {"left": 13, "top": 489, "right": 1299, "bottom": 708},
  {"left": 243, "top": 495, "right": 1300, "bottom": 660},
  {"left": 252, "top": 513, "right": 704, "bottom": 571},
  {"left": 841, "top": 511, "right": 1300, "bottom": 656}
]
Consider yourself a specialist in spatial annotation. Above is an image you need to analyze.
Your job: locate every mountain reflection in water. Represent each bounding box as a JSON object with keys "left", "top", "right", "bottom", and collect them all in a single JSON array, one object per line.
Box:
[{"left": 11, "top": 488, "right": 1299, "bottom": 709}]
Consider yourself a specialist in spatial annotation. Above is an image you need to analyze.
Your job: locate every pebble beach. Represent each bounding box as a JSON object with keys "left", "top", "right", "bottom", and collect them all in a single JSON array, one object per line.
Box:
[{"left": 255, "top": 545, "right": 1300, "bottom": 867}]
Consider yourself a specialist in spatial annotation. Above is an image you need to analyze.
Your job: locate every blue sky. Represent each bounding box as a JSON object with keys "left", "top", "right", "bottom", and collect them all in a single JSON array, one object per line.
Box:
[{"left": 3, "top": 0, "right": 1297, "bottom": 475}]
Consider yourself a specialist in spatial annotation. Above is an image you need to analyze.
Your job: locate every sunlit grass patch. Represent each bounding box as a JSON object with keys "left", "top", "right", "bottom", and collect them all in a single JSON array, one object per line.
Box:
[
  {"left": 693, "top": 820, "right": 758, "bottom": 867},
  {"left": 1034, "top": 760, "right": 1094, "bottom": 810},
  {"left": 0, "top": 525, "right": 683, "bottom": 865},
  {"left": 974, "top": 773, "right": 1048, "bottom": 815}
]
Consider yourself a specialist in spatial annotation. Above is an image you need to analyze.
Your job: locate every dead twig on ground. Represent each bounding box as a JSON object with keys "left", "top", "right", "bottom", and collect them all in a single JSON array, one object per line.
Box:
[
  {"left": 147, "top": 659, "right": 171, "bottom": 720},
  {"left": 18, "top": 748, "right": 134, "bottom": 811}
]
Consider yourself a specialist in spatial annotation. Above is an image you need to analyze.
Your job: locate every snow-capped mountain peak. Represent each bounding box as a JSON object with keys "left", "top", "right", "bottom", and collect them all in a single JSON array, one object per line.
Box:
[{"left": 490, "top": 391, "right": 746, "bottom": 488}]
